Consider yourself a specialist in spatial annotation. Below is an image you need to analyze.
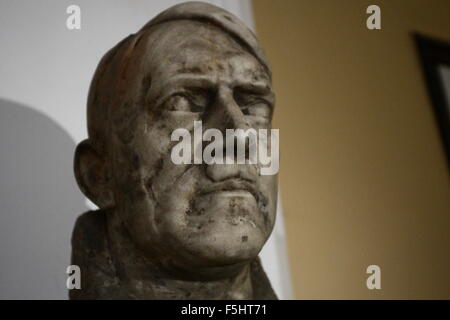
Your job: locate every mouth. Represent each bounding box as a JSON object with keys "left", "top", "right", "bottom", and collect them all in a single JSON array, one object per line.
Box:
[{"left": 198, "top": 179, "right": 258, "bottom": 199}]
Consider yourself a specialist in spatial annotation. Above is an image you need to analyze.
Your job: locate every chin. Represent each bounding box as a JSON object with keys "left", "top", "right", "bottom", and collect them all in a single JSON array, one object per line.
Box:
[
  {"left": 155, "top": 189, "right": 272, "bottom": 269},
  {"left": 176, "top": 216, "right": 268, "bottom": 266}
]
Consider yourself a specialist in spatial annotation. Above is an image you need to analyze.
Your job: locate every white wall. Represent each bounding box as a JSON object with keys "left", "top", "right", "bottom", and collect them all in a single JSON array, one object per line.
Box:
[{"left": 0, "top": 0, "right": 292, "bottom": 299}]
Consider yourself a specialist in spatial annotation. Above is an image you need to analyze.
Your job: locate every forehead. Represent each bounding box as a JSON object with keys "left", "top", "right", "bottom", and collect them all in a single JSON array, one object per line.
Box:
[{"left": 143, "top": 21, "right": 270, "bottom": 88}]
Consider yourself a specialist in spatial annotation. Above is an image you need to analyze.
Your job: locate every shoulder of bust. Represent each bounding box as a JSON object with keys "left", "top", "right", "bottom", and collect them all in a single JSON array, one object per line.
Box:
[
  {"left": 70, "top": 210, "right": 122, "bottom": 299},
  {"left": 250, "top": 257, "right": 278, "bottom": 300}
]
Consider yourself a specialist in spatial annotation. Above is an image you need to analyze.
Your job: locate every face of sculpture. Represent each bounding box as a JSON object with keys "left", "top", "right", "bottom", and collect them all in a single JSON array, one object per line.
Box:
[{"left": 84, "top": 21, "right": 278, "bottom": 276}]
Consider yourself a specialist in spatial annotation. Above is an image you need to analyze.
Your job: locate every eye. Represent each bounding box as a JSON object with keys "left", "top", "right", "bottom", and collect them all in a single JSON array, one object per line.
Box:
[
  {"left": 164, "top": 94, "right": 204, "bottom": 113},
  {"left": 236, "top": 97, "right": 272, "bottom": 119},
  {"left": 245, "top": 102, "right": 271, "bottom": 118},
  {"left": 234, "top": 90, "right": 273, "bottom": 120}
]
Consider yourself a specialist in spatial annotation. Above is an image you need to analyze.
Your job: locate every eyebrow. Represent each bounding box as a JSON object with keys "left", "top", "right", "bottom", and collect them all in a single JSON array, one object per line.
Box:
[
  {"left": 151, "top": 74, "right": 273, "bottom": 107},
  {"left": 166, "top": 75, "right": 217, "bottom": 89},
  {"left": 233, "top": 82, "right": 272, "bottom": 95}
]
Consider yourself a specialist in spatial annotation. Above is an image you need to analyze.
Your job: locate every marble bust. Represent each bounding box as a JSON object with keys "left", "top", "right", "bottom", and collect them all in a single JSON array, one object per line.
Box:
[{"left": 70, "top": 1, "right": 278, "bottom": 300}]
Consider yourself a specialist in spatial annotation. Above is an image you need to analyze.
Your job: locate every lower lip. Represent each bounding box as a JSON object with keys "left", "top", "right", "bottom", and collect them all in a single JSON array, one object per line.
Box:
[{"left": 201, "top": 190, "right": 254, "bottom": 197}]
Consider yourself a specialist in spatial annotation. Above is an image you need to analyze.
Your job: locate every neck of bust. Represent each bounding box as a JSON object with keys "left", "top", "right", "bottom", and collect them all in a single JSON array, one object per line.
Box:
[{"left": 105, "top": 208, "right": 254, "bottom": 300}]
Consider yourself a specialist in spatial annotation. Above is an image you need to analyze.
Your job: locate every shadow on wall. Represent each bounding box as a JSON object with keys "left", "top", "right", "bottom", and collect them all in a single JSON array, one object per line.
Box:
[{"left": 0, "top": 98, "right": 87, "bottom": 299}]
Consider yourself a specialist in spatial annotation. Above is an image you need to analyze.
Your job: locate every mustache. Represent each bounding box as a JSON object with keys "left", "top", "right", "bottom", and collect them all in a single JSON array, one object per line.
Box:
[
  {"left": 145, "top": 160, "right": 261, "bottom": 201},
  {"left": 144, "top": 161, "right": 270, "bottom": 221}
]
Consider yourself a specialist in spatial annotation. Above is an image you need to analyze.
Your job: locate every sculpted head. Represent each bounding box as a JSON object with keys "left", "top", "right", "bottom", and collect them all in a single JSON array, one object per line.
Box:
[{"left": 74, "top": 2, "right": 278, "bottom": 279}]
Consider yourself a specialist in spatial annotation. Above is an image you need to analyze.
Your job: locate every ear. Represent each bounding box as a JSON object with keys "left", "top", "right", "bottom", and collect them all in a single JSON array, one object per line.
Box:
[{"left": 74, "top": 139, "right": 114, "bottom": 209}]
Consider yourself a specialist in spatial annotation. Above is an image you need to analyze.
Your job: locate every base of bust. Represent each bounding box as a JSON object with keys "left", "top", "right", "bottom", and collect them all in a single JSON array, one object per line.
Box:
[{"left": 69, "top": 210, "right": 278, "bottom": 300}]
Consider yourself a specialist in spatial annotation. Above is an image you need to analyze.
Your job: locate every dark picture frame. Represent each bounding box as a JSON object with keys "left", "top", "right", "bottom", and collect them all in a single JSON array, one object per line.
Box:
[{"left": 415, "top": 34, "right": 450, "bottom": 166}]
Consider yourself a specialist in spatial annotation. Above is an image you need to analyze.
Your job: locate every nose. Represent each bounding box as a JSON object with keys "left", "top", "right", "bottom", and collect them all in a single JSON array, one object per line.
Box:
[
  {"left": 203, "top": 86, "right": 256, "bottom": 182},
  {"left": 204, "top": 86, "right": 249, "bottom": 132},
  {"left": 204, "top": 85, "right": 252, "bottom": 161}
]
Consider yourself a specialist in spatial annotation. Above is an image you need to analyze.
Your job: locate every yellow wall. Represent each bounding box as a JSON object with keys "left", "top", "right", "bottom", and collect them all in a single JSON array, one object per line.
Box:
[{"left": 253, "top": 0, "right": 450, "bottom": 299}]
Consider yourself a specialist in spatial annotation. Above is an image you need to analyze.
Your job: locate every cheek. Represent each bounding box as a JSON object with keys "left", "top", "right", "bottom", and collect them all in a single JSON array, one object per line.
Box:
[
  {"left": 259, "top": 174, "right": 278, "bottom": 227},
  {"left": 130, "top": 111, "right": 201, "bottom": 189},
  {"left": 136, "top": 111, "right": 201, "bottom": 162}
]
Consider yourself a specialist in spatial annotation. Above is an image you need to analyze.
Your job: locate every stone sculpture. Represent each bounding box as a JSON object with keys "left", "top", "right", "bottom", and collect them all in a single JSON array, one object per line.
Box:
[{"left": 71, "top": 1, "right": 278, "bottom": 300}]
